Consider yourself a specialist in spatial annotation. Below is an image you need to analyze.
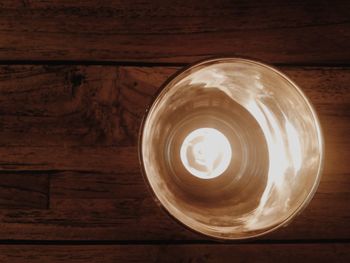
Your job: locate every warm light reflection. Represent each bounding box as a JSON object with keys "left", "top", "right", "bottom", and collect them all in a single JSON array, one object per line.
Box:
[
  {"left": 180, "top": 128, "right": 232, "bottom": 179},
  {"left": 285, "top": 121, "right": 302, "bottom": 173},
  {"left": 243, "top": 99, "right": 304, "bottom": 228}
]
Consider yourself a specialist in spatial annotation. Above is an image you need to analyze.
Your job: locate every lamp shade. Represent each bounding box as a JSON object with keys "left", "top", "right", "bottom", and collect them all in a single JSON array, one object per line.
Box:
[{"left": 139, "top": 58, "right": 324, "bottom": 240}]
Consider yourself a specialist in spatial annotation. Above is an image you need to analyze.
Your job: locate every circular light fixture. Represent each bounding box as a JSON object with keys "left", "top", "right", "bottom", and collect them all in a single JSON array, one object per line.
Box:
[{"left": 139, "top": 57, "right": 324, "bottom": 240}]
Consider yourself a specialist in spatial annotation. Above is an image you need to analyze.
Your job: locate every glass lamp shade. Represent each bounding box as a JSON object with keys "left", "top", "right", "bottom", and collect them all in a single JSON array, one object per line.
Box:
[{"left": 139, "top": 58, "right": 324, "bottom": 240}]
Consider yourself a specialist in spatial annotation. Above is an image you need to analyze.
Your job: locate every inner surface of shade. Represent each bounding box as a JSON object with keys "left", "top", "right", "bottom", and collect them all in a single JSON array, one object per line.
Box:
[{"left": 140, "top": 58, "right": 323, "bottom": 239}]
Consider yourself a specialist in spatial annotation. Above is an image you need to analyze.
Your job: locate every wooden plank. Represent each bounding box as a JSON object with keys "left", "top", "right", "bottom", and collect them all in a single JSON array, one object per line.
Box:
[
  {"left": 0, "top": 173, "right": 49, "bottom": 209},
  {"left": 0, "top": 244, "right": 349, "bottom": 263},
  {"left": 0, "top": 1, "right": 349, "bottom": 63},
  {"left": 0, "top": 65, "right": 348, "bottom": 240},
  {"left": 0, "top": 146, "right": 139, "bottom": 173},
  {"left": 0, "top": 65, "right": 349, "bottom": 147},
  {"left": 0, "top": 65, "right": 133, "bottom": 147},
  {"left": 0, "top": 171, "right": 347, "bottom": 240}
]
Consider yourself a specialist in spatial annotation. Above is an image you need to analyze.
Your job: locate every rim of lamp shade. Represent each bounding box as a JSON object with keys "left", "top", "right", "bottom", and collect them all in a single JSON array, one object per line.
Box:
[{"left": 138, "top": 57, "right": 324, "bottom": 240}]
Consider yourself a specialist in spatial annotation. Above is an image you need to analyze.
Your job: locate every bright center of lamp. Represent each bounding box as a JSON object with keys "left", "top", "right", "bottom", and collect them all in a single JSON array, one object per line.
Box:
[{"left": 180, "top": 128, "right": 232, "bottom": 179}]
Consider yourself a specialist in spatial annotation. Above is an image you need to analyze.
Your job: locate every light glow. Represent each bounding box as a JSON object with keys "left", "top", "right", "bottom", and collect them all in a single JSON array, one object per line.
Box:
[{"left": 180, "top": 128, "right": 232, "bottom": 179}]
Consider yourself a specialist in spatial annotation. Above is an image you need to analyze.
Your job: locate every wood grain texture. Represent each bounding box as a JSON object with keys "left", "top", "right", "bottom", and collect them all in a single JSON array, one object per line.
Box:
[
  {"left": 0, "top": 65, "right": 348, "bottom": 240},
  {"left": 0, "top": 1, "right": 349, "bottom": 63},
  {"left": 0, "top": 173, "right": 49, "bottom": 209},
  {"left": 0, "top": 244, "right": 349, "bottom": 263}
]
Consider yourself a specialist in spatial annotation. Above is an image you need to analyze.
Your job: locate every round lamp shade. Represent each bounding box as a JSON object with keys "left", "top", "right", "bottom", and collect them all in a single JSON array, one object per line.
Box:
[{"left": 139, "top": 58, "right": 324, "bottom": 240}]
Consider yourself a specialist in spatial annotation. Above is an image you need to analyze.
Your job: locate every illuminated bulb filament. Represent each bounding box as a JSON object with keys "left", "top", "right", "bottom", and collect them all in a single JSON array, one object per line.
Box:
[{"left": 180, "top": 128, "right": 232, "bottom": 179}]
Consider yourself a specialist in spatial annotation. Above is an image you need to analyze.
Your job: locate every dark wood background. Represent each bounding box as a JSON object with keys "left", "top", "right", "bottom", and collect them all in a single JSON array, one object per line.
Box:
[{"left": 0, "top": 1, "right": 349, "bottom": 262}]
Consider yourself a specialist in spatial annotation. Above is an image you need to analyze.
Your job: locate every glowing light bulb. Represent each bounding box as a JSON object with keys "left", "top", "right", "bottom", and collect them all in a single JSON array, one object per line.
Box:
[{"left": 180, "top": 128, "right": 232, "bottom": 179}]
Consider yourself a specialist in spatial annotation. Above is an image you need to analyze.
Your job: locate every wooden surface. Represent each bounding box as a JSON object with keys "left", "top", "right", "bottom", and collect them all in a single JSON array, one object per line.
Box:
[
  {"left": 1, "top": 0, "right": 350, "bottom": 64},
  {"left": 0, "top": 1, "right": 349, "bottom": 262},
  {"left": 0, "top": 244, "right": 349, "bottom": 263}
]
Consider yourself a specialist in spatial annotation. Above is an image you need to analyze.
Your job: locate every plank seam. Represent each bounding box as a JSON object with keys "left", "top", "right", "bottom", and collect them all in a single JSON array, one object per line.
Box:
[
  {"left": 0, "top": 60, "right": 350, "bottom": 68},
  {"left": 0, "top": 239, "right": 348, "bottom": 245}
]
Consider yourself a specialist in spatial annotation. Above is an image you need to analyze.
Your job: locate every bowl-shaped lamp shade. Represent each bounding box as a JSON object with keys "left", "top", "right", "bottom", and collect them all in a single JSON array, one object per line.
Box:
[{"left": 139, "top": 58, "right": 324, "bottom": 240}]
